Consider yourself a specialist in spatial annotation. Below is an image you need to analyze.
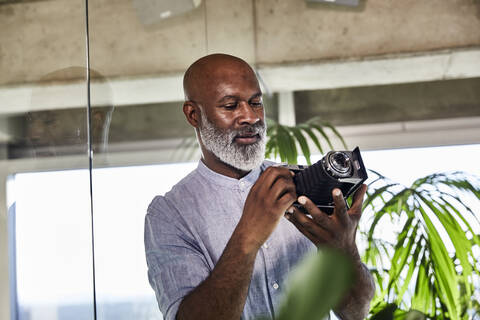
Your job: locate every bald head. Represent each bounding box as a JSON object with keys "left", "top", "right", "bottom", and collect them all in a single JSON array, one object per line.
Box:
[
  {"left": 181, "top": 54, "right": 266, "bottom": 176},
  {"left": 183, "top": 54, "right": 260, "bottom": 104}
]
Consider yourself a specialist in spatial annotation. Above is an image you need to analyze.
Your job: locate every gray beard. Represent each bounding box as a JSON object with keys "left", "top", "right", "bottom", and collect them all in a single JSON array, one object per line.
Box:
[{"left": 198, "top": 112, "right": 266, "bottom": 172}]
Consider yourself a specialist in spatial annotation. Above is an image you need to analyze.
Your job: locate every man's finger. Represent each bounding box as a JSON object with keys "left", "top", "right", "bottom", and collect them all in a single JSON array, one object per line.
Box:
[
  {"left": 271, "top": 175, "right": 296, "bottom": 202},
  {"left": 277, "top": 187, "right": 297, "bottom": 211},
  {"left": 297, "top": 195, "right": 332, "bottom": 230},
  {"left": 332, "top": 188, "right": 349, "bottom": 226},
  {"left": 285, "top": 212, "right": 318, "bottom": 244},
  {"left": 289, "top": 206, "right": 332, "bottom": 241},
  {"left": 257, "top": 166, "right": 292, "bottom": 190}
]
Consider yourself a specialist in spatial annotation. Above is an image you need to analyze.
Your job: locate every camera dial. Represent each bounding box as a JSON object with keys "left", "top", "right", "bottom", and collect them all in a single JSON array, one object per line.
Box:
[{"left": 324, "top": 151, "right": 352, "bottom": 178}]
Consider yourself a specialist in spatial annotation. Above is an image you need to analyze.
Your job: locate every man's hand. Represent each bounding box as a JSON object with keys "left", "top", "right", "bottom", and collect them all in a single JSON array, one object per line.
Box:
[
  {"left": 234, "top": 166, "right": 297, "bottom": 253},
  {"left": 177, "top": 166, "right": 296, "bottom": 320},
  {"left": 286, "top": 184, "right": 367, "bottom": 255},
  {"left": 285, "top": 184, "right": 375, "bottom": 320}
]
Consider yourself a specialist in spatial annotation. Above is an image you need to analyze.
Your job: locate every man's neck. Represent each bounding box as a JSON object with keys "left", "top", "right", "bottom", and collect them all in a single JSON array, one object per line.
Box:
[{"left": 200, "top": 157, "right": 251, "bottom": 180}]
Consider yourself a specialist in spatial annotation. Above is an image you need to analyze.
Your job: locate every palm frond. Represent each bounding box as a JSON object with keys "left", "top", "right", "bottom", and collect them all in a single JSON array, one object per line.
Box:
[
  {"left": 364, "top": 171, "right": 480, "bottom": 320},
  {"left": 265, "top": 118, "right": 346, "bottom": 164}
]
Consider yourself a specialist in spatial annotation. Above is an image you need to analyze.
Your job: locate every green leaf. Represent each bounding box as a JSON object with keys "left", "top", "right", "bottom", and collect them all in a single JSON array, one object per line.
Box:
[
  {"left": 289, "top": 126, "right": 312, "bottom": 165},
  {"left": 363, "top": 183, "right": 400, "bottom": 212},
  {"left": 309, "top": 123, "right": 334, "bottom": 151},
  {"left": 365, "top": 186, "right": 406, "bottom": 241},
  {"left": 276, "top": 124, "right": 298, "bottom": 163},
  {"left": 385, "top": 218, "right": 417, "bottom": 299},
  {"left": 276, "top": 249, "right": 354, "bottom": 320},
  {"left": 417, "top": 204, "right": 460, "bottom": 319},
  {"left": 264, "top": 118, "right": 349, "bottom": 164},
  {"left": 323, "top": 121, "right": 348, "bottom": 149},
  {"left": 411, "top": 254, "right": 430, "bottom": 314},
  {"left": 395, "top": 241, "right": 422, "bottom": 305},
  {"left": 307, "top": 117, "right": 348, "bottom": 149},
  {"left": 298, "top": 124, "right": 324, "bottom": 155},
  {"left": 416, "top": 194, "right": 475, "bottom": 307}
]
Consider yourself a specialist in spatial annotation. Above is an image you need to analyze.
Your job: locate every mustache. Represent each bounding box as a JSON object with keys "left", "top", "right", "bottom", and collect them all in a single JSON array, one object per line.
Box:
[{"left": 233, "top": 120, "right": 266, "bottom": 136}]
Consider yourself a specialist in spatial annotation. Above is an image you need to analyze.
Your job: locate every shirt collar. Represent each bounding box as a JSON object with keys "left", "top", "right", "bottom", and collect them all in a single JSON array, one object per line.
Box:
[{"left": 196, "top": 160, "right": 262, "bottom": 189}]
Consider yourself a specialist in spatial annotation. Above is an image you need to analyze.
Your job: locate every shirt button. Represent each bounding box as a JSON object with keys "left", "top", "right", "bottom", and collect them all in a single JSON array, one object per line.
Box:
[
  {"left": 239, "top": 181, "right": 245, "bottom": 187},
  {"left": 263, "top": 243, "right": 268, "bottom": 249},
  {"left": 273, "top": 283, "right": 279, "bottom": 290}
]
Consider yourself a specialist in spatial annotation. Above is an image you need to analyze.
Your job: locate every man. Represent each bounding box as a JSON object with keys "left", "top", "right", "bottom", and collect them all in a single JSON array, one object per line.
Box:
[{"left": 144, "top": 53, "right": 375, "bottom": 320}]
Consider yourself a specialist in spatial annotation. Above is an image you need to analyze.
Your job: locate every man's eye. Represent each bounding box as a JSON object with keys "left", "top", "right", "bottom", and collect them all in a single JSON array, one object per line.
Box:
[
  {"left": 223, "top": 103, "right": 237, "bottom": 110},
  {"left": 250, "top": 101, "right": 263, "bottom": 108}
]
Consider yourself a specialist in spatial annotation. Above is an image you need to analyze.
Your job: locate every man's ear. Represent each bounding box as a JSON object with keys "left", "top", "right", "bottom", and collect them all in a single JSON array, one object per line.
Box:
[{"left": 183, "top": 101, "right": 200, "bottom": 128}]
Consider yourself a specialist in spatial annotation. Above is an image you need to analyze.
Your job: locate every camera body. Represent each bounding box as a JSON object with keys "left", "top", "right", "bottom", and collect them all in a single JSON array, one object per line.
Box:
[{"left": 283, "top": 147, "right": 368, "bottom": 214}]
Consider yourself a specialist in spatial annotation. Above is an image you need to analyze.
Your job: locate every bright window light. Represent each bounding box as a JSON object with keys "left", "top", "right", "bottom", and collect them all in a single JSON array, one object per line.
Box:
[{"left": 8, "top": 144, "right": 480, "bottom": 319}]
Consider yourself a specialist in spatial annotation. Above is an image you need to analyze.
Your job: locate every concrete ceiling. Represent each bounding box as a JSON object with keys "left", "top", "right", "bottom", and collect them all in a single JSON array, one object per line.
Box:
[
  {"left": 0, "top": 0, "right": 480, "bottom": 159},
  {"left": 1, "top": 0, "right": 480, "bottom": 86}
]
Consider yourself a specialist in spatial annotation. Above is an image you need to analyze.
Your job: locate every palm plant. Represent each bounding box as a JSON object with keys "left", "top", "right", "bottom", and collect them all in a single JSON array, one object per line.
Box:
[
  {"left": 262, "top": 118, "right": 480, "bottom": 320},
  {"left": 265, "top": 117, "right": 347, "bottom": 165},
  {"left": 363, "top": 171, "right": 480, "bottom": 320}
]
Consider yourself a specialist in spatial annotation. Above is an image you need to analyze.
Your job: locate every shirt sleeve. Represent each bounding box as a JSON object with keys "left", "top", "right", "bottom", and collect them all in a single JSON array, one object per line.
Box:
[{"left": 144, "top": 196, "right": 211, "bottom": 320}]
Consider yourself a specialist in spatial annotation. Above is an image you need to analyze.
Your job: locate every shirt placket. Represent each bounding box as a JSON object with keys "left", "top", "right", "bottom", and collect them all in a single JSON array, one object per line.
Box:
[
  {"left": 240, "top": 179, "right": 280, "bottom": 313},
  {"left": 263, "top": 235, "right": 281, "bottom": 302}
]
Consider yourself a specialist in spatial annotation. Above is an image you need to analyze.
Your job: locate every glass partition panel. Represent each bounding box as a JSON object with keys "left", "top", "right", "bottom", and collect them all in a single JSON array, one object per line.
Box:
[
  {"left": 10, "top": 169, "right": 94, "bottom": 320},
  {"left": 90, "top": 163, "right": 197, "bottom": 319},
  {"left": 86, "top": 1, "right": 480, "bottom": 319},
  {"left": 87, "top": 0, "right": 278, "bottom": 317},
  {"left": 87, "top": 1, "right": 209, "bottom": 319},
  {"left": 0, "top": 0, "right": 93, "bottom": 319}
]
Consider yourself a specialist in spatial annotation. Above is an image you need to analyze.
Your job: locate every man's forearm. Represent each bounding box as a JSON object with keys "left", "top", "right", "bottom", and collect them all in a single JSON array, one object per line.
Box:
[
  {"left": 176, "top": 230, "right": 258, "bottom": 320},
  {"left": 334, "top": 250, "right": 375, "bottom": 320},
  {"left": 176, "top": 166, "right": 295, "bottom": 320}
]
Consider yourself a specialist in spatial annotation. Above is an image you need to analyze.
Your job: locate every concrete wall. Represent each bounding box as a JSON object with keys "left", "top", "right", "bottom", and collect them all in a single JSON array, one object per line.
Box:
[
  {"left": 0, "top": 0, "right": 86, "bottom": 86},
  {"left": 1, "top": 0, "right": 479, "bottom": 86},
  {"left": 255, "top": 0, "right": 480, "bottom": 64}
]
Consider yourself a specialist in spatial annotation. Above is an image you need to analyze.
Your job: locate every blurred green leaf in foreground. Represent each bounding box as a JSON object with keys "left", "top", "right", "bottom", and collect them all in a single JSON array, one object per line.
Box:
[{"left": 272, "top": 248, "right": 355, "bottom": 320}]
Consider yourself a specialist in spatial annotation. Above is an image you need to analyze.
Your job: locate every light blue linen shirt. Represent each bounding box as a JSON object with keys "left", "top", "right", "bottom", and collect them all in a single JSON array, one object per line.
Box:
[{"left": 144, "top": 160, "right": 316, "bottom": 320}]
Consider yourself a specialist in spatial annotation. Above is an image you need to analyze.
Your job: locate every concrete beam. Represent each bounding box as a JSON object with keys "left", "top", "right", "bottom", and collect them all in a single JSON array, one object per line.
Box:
[
  {"left": 0, "top": 73, "right": 183, "bottom": 115},
  {"left": 333, "top": 116, "right": 480, "bottom": 151},
  {"left": 258, "top": 47, "right": 480, "bottom": 92},
  {"left": 1, "top": 48, "right": 479, "bottom": 115}
]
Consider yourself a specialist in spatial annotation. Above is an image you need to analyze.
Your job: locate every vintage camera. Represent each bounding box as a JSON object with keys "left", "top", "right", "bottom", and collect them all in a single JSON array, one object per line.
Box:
[{"left": 283, "top": 147, "right": 368, "bottom": 214}]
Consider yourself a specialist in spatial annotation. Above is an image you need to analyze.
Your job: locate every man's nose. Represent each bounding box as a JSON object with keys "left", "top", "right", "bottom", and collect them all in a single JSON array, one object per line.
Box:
[{"left": 237, "top": 101, "right": 260, "bottom": 125}]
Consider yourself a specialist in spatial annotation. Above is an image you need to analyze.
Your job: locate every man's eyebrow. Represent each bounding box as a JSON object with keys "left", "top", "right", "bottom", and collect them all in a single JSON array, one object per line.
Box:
[
  {"left": 249, "top": 92, "right": 262, "bottom": 100},
  {"left": 217, "top": 95, "right": 239, "bottom": 103},
  {"left": 217, "top": 92, "right": 263, "bottom": 104}
]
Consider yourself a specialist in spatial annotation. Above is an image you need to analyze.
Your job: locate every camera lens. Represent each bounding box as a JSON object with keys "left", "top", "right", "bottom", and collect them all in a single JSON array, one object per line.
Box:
[{"left": 326, "top": 152, "right": 352, "bottom": 177}]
